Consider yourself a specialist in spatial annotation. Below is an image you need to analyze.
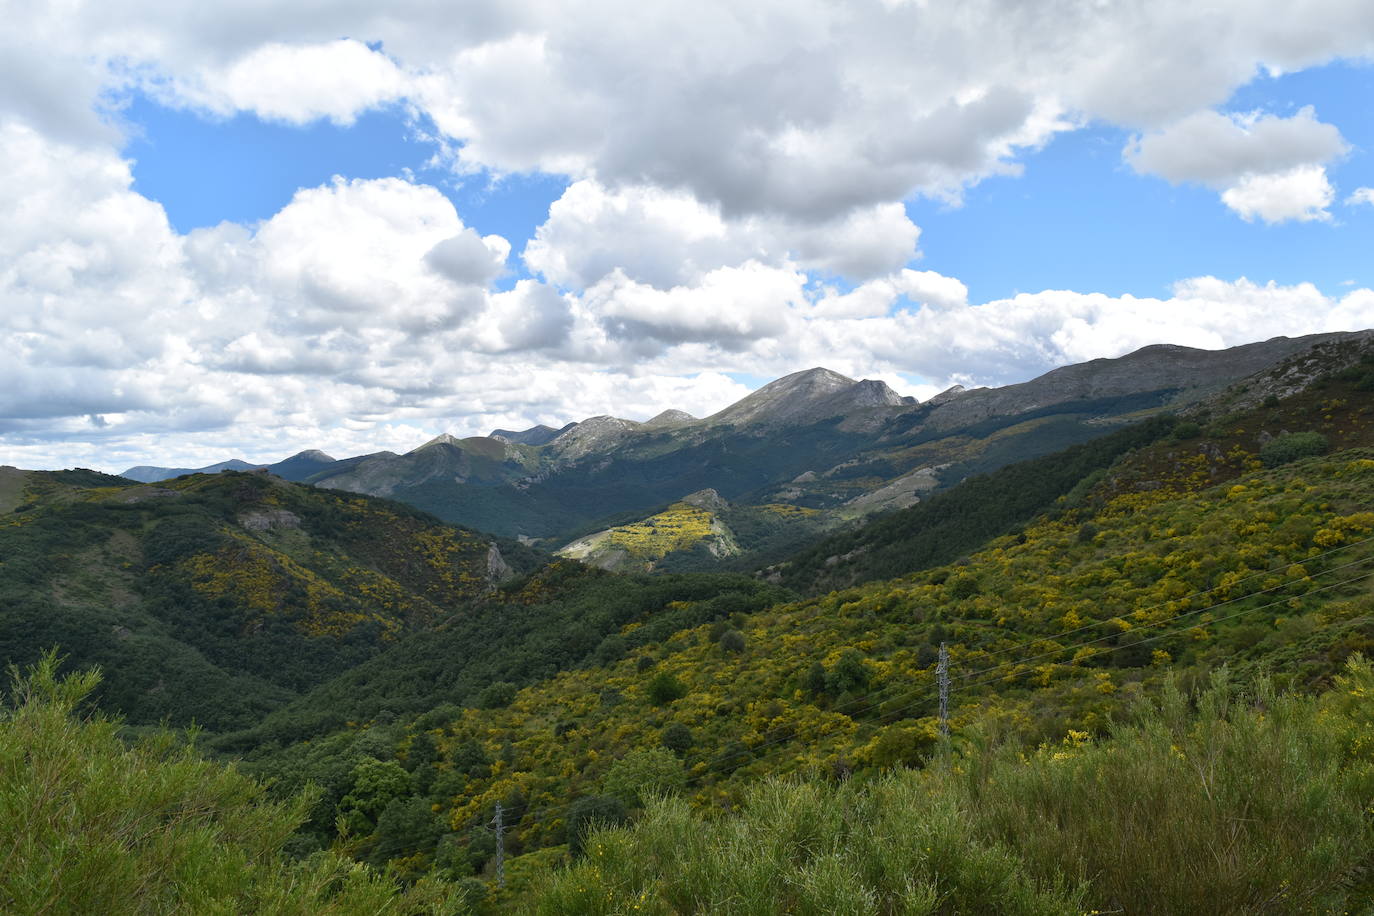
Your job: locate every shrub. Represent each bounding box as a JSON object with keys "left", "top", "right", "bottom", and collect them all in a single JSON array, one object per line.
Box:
[
  {"left": 565, "top": 795, "right": 628, "bottom": 856},
  {"left": 646, "top": 671, "right": 687, "bottom": 706},
  {"left": 0, "top": 652, "right": 469, "bottom": 914},
  {"left": 660, "top": 722, "right": 694, "bottom": 755},
  {"left": 535, "top": 664, "right": 1374, "bottom": 914},
  {"left": 1260, "top": 431, "right": 1329, "bottom": 467},
  {"left": 602, "top": 747, "right": 686, "bottom": 807},
  {"left": 718, "top": 628, "right": 746, "bottom": 653},
  {"left": 475, "top": 680, "right": 517, "bottom": 709}
]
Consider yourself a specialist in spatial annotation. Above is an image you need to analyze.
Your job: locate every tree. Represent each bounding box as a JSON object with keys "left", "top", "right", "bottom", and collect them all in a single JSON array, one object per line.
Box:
[
  {"left": 338, "top": 757, "right": 411, "bottom": 837},
  {"left": 602, "top": 748, "right": 686, "bottom": 807},
  {"left": 647, "top": 671, "right": 688, "bottom": 706},
  {"left": 661, "top": 722, "right": 695, "bottom": 755},
  {"left": 718, "top": 628, "right": 747, "bottom": 653}
]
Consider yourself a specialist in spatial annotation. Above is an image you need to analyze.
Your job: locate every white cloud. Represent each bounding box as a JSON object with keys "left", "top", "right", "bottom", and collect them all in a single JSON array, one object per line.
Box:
[
  {"left": 5, "top": 1, "right": 1374, "bottom": 469},
  {"left": 1347, "top": 187, "right": 1374, "bottom": 206},
  {"left": 12, "top": 0, "right": 1374, "bottom": 225},
  {"left": 1220, "top": 165, "right": 1336, "bottom": 223},
  {"left": 178, "top": 39, "right": 411, "bottom": 125},
  {"left": 584, "top": 263, "right": 805, "bottom": 348},
  {"left": 1126, "top": 107, "right": 1347, "bottom": 222},
  {"left": 523, "top": 181, "right": 921, "bottom": 290}
]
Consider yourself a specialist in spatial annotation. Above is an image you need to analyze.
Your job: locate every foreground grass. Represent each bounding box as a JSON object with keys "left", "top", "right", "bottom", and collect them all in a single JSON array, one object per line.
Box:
[
  {"left": 0, "top": 653, "right": 471, "bottom": 915},
  {"left": 537, "top": 661, "right": 1374, "bottom": 915}
]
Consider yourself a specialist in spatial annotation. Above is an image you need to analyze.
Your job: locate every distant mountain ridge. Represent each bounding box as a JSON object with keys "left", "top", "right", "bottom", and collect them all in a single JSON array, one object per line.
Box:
[{"left": 118, "top": 331, "right": 1374, "bottom": 548}]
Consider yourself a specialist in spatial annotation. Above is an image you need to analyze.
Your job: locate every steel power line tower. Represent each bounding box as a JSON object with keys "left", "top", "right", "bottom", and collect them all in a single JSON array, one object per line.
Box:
[
  {"left": 937, "top": 642, "right": 950, "bottom": 739},
  {"left": 489, "top": 802, "right": 506, "bottom": 889}
]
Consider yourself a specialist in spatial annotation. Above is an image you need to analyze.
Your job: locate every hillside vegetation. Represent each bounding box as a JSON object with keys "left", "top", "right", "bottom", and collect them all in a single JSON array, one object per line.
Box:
[
  {"left": 229, "top": 362, "right": 1374, "bottom": 905},
  {"left": 538, "top": 661, "right": 1374, "bottom": 914},
  {"left": 0, "top": 653, "right": 473, "bottom": 914},
  {"left": 0, "top": 469, "right": 540, "bottom": 730},
  {"left": 11, "top": 341, "right": 1374, "bottom": 912}
]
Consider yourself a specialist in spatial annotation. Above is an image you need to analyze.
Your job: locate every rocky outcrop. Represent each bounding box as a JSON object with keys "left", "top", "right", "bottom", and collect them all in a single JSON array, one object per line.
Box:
[{"left": 239, "top": 509, "right": 301, "bottom": 531}]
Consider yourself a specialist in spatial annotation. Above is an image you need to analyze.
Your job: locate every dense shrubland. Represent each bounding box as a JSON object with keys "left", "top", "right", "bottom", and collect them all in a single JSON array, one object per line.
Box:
[
  {"left": 248, "top": 442, "right": 1374, "bottom": 897},
  {"left": 537, "top": 661, "right": 1374, "bottom": 914}
]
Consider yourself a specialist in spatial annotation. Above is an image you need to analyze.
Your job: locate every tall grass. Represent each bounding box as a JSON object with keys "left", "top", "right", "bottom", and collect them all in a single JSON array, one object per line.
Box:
[
  {"left": 537, "top": 660, "right": 1374, "bottom": 914},
  {"left": 0, "top": 652, "right": 469, "bottom": 915}
]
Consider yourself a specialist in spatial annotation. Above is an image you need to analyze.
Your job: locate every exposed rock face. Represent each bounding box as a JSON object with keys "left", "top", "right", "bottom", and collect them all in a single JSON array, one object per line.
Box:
[
  {"left": 681, "top": 488, "right": 728, "bottom": 512},
  {"left": 707, "top": 368, "right": 915, "bottom": 428},
  {"left": 843, "top": 465, "right": 945, "bottom": 514},
  {"left": 926, "top": 384, "right": 967, "bottom": 406},
  {"left": 239, "top": 509, "right": 301, "bottom": 531},
  {"left": 547, "top": 415, "right": 642, "bottom": 460},
  {"left": 490, "top": 424, "right": 564, "bottom": 446},
  {"left": 486, "top": 543, "right": 514, "bottom": 583}
]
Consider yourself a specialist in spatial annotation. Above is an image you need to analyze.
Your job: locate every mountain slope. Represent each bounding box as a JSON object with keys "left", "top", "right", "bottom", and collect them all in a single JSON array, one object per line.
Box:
[
  {"left": 0, "top": 469, "right": 540, "bottom": 730},
  {"left": 240, "top": 367, "right": 1374, "bottom": 886}
]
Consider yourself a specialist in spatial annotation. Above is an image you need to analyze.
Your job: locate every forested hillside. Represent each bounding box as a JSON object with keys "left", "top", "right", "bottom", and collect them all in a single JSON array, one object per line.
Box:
[{"left": 0, "top": 469, "right": 541, "bottom": 730}]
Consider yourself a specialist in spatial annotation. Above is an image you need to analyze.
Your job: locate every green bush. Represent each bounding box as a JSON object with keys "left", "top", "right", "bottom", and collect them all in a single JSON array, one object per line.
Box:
[
  {"left": 602, "top": 747, "right": 686, "bottom": 807},
  {"left": 475, "top": 680, "right": 517, "bottom": 709},
  {"left": 646, "top": 671, "right": 688, "bottom": 706},
  {"left": 1260, "top": 431, "right": 1329, "bottom": 467},
  {"left": 566, "top": 795, "right": 628, "bottom": 857},
  {"left": 0, "top": 652, "right": 469, "bottom": 914}
]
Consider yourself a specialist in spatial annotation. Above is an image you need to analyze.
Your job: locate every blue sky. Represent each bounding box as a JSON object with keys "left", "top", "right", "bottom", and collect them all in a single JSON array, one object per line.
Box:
[
  {"left": 122, "top": 62, "right": 1374, "bottom": 305},
  {"left": 4, "top": 2, "right": 1374, "bottom": 470}
]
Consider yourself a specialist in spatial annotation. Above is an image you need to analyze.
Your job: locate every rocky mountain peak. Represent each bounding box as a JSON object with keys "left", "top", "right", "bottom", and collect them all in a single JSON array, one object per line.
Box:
[
  {"left": 645, "top": 409, "right": 696, "bottom": 426},
  {"left": 926, "top": 384, "right": 968, "bottom": 406},
  {"left": 548, "top": 415, "right": 642, "bottom": 459},
  {"left": 838, "top": 379, "right": 914, "bottom": 409},
  {"left": 707, "top": 367, "right": 857, "bottom": 426},
  {"left": 290, "top": 449, "right": 335, "bottom": 462},
  {"left": 410, "top": 433, "right": 462, "bottom": 453}
]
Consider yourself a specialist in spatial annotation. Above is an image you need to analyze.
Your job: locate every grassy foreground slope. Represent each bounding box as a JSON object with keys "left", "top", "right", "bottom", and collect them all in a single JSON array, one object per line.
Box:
[{"left": 0, "top": 654, "right": 474, "bottom": 915}]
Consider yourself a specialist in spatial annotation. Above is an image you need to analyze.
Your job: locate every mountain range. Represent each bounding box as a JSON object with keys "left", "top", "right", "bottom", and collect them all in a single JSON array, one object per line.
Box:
[{"left": 121, "top": 330, "right": 1374, "bottom": 569}]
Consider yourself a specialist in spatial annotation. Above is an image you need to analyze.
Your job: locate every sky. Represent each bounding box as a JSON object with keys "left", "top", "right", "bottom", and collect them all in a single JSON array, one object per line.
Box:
[{"left": 4, "top": 1, "right": 1374, "bottom": 472}]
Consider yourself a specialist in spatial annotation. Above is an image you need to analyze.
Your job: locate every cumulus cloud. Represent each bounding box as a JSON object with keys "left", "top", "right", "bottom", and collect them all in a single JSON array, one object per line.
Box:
[
  {"left": 1126, "top": 107, "right": 1347, "bottom": 222},
  {"left": 5, "top": 1, "right": 1374, "bottom": 468},
  {"left": 173, "top": 39, "right": 411, "bottom": 125},
  {"left": 1220, "top": 165, "right": 1336, "bottom": 223},
  {"left": 523, "top": 181, "right": 920, "bottom": 290},
  {"left": 1347, "top": 187, "right": 1374, "bottom": 206},
  {"left": 10, "top": 0, "right": 1374, "bottom": 224}
]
